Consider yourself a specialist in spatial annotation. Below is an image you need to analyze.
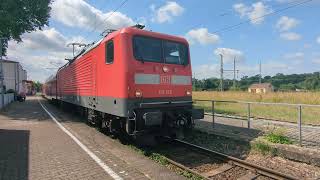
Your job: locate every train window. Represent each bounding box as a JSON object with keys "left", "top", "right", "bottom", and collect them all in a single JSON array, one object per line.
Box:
[
  {"left": 133, "top": 36, "right": 162, "bottom": 63},
  {"left": 105, "top": 40, "right": 114, "bottom": 64},
  {"left": 164, "top": 41, "right": 189, "bottom": 65}
]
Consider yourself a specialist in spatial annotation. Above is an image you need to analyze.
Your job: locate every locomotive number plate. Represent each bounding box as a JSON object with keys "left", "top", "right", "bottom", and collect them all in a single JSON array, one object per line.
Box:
[
  {"left": 160, "top": 75, "right": 171, "bottom": 84},
  {"left": 159, "top": 89, "right": 172, "bottom": 95}
]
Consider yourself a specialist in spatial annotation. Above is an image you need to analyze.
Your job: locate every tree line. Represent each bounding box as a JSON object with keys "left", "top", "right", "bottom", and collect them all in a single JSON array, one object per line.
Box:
[{"left": 193, "top": 72, "right": 320, "bottom": 91}]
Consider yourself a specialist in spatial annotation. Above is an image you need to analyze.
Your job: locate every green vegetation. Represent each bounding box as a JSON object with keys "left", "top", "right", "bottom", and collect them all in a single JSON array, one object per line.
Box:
[
  {"left": 34, "top": 81, "right": 43, "bottom": 92},
  {"left": 0, "top": 0, "right": 52, "bottom": 55},
  {"left": 148, "top": 152, "right": 169, "bottom": 165},
  {"left": 193, "top": 72, "right": 320, "bottom": 91},
  {"left": 251, "top": 141, "right": 277, "bottom": 156},
  {"left": 127, "top": 144, "right": 203, "bottom": 180},
  {"left": 251, "top": 130, "right": 293, "bottom": 156},
  {"left": 265, "top": 133, "right": 293, "bottom": 144}
]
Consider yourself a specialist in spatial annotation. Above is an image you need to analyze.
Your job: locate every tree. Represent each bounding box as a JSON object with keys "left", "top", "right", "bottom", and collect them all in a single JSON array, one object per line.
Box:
[
  {"left": 34, "top": 81, "right": 42, "bottom": 92},
  {"left": 0, "top": 0, "right": 52, "bottom": 55}
]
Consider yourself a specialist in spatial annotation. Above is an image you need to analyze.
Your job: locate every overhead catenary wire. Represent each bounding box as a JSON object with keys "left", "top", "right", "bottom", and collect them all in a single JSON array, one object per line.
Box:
[
  {"left": 64, "top": 1, "right": 114, "bottom": 59},
  {"left": 190, "top": 0, "right": 313, "bottom": 40},
  {"left": 71, "top": 0, "right": 130, "bottom": 57},
  {"left": 194, "top": 0, "right": 313, "bottom": 82},
  {"left": 81, "top": 0, "right": 130, "bottom": 42},
  {"left": 72, "top": 0, "right": 114, "bottom": 42},
  {"left": 211, "top": 0, "right": 313, "bottom": 35}
]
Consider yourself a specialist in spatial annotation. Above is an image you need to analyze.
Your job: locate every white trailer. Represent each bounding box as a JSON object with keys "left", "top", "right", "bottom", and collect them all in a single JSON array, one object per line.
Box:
[{"left": 1, "top": 60, "right": 27, "bottom": 94}]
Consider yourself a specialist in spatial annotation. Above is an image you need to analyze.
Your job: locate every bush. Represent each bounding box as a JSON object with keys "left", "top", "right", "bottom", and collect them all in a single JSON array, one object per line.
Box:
[{"left": 265, "top": 133, "right": 293, "bottom": 144}]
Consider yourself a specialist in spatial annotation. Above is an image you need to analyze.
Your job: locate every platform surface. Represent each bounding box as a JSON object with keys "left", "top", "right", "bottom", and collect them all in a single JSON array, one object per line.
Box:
[{"left": 0, "top": 96, "right": 185, "bottom": 180}]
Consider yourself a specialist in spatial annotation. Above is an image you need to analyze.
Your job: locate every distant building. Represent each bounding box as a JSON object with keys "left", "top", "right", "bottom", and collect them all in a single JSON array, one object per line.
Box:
[
  {"left": 24, "top": 80, "right": 36, "bottom": 95},
  {"left": 248, "top": 83, "right": 273, "bottom": 93},
  {"left": 1, "top": 60, "right": 27, "bottom": 94}
]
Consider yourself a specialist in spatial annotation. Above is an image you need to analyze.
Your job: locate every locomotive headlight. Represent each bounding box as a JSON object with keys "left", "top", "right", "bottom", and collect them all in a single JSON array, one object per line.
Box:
[
  {"left": 186, "top": 90, "right": 192, "bottom": 96},
  {"left": 135, "top": 90, "right": 143, "bottom": 97}
]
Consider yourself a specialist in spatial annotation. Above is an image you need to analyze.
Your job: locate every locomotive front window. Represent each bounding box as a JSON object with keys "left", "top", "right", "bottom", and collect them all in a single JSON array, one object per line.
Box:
[
  {"left": 133, "top": 36, "right": 189, "bottom": 65},
  {"left": 133, "top": 36, "right": 162, "bottom": 63},
  {"left": 164, "top": 41, "right": 188, "bottom": 65}
]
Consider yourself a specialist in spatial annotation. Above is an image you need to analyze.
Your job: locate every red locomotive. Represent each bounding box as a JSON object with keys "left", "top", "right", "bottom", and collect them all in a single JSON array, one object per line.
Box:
[{"left": 43, "top": 25, "right": 203, "bottom": 136}]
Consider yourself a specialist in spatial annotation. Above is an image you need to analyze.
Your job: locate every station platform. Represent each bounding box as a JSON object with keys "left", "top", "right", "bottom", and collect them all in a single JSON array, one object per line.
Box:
[{"left": 0, "top": 96, "right": 185, "bottom": 180}]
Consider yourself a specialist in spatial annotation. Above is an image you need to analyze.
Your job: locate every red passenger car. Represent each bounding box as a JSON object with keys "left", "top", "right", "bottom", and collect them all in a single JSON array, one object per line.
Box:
[{"left": 43, "top": 26, "right": 203, "bottom": 136}]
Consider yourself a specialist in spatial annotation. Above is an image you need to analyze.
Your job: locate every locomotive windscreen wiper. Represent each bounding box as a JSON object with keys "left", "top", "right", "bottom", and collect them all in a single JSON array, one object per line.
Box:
[{"left": 135, "top": 46, "right": 145, "bottom": 63}]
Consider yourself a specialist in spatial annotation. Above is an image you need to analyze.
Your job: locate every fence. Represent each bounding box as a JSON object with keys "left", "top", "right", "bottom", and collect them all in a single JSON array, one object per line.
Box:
[
  {"left": 0, "top": 93, "right": 14, "bottom": 109},
  {"left": 193, "top": 99, "right": 320, "bottom": 147}
]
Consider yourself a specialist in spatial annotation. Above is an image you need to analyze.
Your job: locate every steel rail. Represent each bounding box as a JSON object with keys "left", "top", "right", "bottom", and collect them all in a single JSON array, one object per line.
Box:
[
  {"left": 164, "top": 137, "right": 299, "bottom": 180},
  {"left": 162, "top": 157, "right": 210, "bottom": 180}
]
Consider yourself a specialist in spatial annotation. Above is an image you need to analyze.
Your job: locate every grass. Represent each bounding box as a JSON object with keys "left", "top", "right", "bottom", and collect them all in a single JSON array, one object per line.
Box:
[
  {"left": 193, "top": 91, "right": 320, "bottom": 125},
  {"left": 251, "top": 129, "right": 293, "bottom": 156},
  {"left": 265, "top": 133, "right": 293, "bottom": 144},
  {"left": 126, "top": 144, "right": 203, "bottom": 180},
  {"left": 251, "top": 141, "right": 277, "bottom": 156}
]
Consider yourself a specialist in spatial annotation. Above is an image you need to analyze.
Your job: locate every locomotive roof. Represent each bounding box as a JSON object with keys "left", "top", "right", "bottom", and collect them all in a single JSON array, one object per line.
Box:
[
  {"left": 58, "top": 26, "right": 189, "bottom": 72},
  {"left": 81, "top": 27, "right": 189, "bottom": 59},
  {"left": 116, "top": 27, "right": 188, "bottom": 44}
]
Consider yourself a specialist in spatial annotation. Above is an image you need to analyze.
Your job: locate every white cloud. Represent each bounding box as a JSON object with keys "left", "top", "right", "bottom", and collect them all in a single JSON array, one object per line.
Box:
[
  {"left": 6, "top": 28, "right": 84, "bottom": 82},
  {"left": 240, "top": 61, "right": 290, "bottom": 76},
  {"left": 284, "top": 52, "right": 304, "bottom": 60},
  {"left": 280, "top": 32, "right": 301, "bottom": 41},
  {"left": 304, "top": 43, "right": 312, "bottom": 49},
  {"left": 260, "top": 61, "right": 290, "bottom": 73},
  {"left": 317, "top": 36, "right": 320, "bottom": 44},
  {"left": 283, "top": 52, "right": 304, "bottom": 64},
  {"left": 249, "top": 2, "right": 272, "bottom": 25},
  {"left": 193, "top": 64, "right": 220, "bottom": 79},
  {"left": 5, "top": 51, "right": 67, "bottom": 82},
  {"left": 233, "top": 4, "right": 249, "bottom": 17},
  {"left": 312, "top": 58, "right": 320, "bottom": 64},
  {"left": 214, "top": 48, "right": 244, "bottom": 63},
  {"left": 275, "top": 0, "right": 301, "bottom": 3},
  {"left": 51, "top": 0, "right": 135, "bottom": 31},
  {"left": 233, "top": 2, "right": 272, "bottom": 25},
  {"left": 276, "top": 16, "right": 299, "bottom": 31},
  {"left": 185, "top": 28, "right": 220, "bottom": 45},
  {"left": 13, "top": 28, "right": 69, "bottom": 52},
  {"left": 151, "top": 1, "right": 184, "bottom": 23}
]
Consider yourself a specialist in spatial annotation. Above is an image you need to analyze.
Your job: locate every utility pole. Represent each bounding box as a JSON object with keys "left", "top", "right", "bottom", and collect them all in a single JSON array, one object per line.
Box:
[
  {"left": 193, "top": 72, "right": 195, "bottom": 88},
  {"left": 67, "top": 43, "right": 86, "bottom": 57},
  {"left": 233, "top": 57, "right": 236, "bottom": 89},
  {"left": 259, "top": 60, "right": 262, "bottom": 84},
  {"left": 0, "top": 38, "right": 6, "bottom": 107},
  {"left": 219, "top": 54, "right": 224, "bottom": 91},
  {"left": 218, "top": 55, "right": 240, "bottom": 91}
]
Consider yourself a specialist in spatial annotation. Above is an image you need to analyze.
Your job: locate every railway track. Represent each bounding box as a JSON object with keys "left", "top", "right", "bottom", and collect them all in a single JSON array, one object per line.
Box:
[{"left": 159, "top": 137, "right": 298, "bottom": 180}]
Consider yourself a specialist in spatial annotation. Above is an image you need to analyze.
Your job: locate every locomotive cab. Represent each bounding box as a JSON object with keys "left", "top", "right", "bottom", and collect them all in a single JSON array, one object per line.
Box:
[{"left": 123, "top": 28, "right": 204, "bottom": 135}]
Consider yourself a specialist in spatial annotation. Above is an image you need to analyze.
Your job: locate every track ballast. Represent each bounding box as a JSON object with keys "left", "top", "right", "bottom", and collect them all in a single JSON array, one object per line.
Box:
[{"left": 159, "top": 137, "right": 298, "bottom": 180}]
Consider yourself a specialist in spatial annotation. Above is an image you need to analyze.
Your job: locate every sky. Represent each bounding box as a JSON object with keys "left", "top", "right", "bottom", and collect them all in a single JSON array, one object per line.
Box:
[{"left": 5, "top": 0, "right": 320, "bottom": 82}]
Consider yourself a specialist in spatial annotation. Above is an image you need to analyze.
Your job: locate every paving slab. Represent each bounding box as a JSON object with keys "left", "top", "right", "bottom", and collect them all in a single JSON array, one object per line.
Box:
[{"left": 0, "top": 96, "right": 185, "bottom": 180}]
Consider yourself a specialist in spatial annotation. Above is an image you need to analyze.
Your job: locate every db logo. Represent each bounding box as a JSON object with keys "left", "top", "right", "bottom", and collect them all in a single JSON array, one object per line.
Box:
[{"left": 160, "top": 75, "right": 171, "bottom": 84}]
